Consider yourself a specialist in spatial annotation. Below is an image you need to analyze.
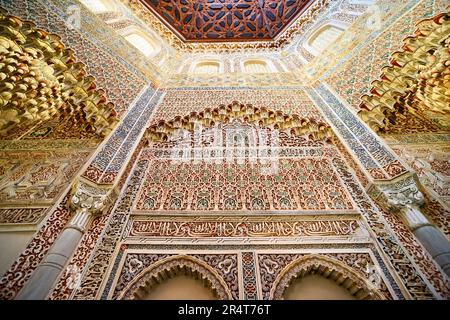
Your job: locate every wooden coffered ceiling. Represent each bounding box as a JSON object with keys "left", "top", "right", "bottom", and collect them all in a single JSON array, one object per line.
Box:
[{"left": 139, "top": 0, "right": 316, "bottom": 42}]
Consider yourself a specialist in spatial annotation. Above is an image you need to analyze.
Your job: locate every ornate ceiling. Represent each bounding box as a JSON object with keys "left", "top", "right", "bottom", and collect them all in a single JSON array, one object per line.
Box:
[
  {"left": 358, "top": 13, "right": 450, "bottom": 133},
  {"left": 140, "top": 0, "right": 316, "bottom": 42}
]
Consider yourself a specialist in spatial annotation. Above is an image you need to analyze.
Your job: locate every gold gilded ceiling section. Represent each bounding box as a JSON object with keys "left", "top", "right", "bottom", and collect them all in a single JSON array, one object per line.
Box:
[
  {"left": 0, "top": 9, "right": 119, "bottom": 139},
  {"left": 358, "top": 13, "right": 450, "bottom": 134}
]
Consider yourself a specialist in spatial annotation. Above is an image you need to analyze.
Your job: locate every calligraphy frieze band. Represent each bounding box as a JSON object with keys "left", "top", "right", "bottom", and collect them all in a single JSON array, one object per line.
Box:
[
  {"left": 0, "top": 207, "right": 48, "bottom": 225},
  {"left": 126, "top": 217, "right": 366, "bottom": 239}
]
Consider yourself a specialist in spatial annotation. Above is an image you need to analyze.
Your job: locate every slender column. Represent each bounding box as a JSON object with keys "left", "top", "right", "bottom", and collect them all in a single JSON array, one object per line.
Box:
[
  {"left": 16, "top": 182, "right": 111, "bottom": 300},
  {"left": 370, "top": 176, "right": 450, "bottom": 277},
  {"left": 398, "top": 205, "right": 450, "bottom": 276}
]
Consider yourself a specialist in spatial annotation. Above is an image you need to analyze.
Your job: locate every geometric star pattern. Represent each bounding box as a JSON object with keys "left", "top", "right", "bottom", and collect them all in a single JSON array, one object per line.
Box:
[{"left": 141, "top": 0, "right": 315, "bottom": 41}]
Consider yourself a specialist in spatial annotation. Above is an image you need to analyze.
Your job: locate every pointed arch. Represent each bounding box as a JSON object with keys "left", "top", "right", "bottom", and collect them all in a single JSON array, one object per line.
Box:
[
  {"left": 270, "top": 254, "right": 385, "bottom": 300},
  {"left": 117, "top": 255, "right": 233, "bottom": 300}
]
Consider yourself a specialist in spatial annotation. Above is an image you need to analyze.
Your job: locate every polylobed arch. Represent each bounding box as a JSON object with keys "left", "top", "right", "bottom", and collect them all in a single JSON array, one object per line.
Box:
[
  {"left": 117, "top": 255, "right": 233, "bottom": 300},
  {"left": 146, "top": 101, "right": 333, "bottom": 143},
  {"left": 270, "top": 254, "right": 385, "bottom": 300}
]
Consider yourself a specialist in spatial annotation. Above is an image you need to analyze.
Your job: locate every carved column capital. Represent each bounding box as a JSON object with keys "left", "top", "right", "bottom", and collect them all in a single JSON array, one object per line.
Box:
[
  {"left": 368, "top": 175, "right": 424, "bottom": 212},
  {"left": 368, "top": 175, "right": 433, "bottom": 230},
  {"left": 68, "top": 181, "right": 113, "bottom": 231}
]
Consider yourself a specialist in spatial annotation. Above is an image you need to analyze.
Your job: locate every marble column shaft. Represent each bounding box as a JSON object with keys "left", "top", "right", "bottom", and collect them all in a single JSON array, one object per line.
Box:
[{"left": 16, "top": 209, "right": 92, "bottom": 300}]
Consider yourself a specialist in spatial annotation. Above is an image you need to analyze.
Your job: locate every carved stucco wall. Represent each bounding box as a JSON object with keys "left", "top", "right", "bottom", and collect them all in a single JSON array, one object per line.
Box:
[
  {"left": 1, "top": 86, "right": 446, "bottom": 300},
  {"left": 0, "top": 0, "right": 151, "bottom": 282},
  {"left": 0, "top": 142, "right": 96, "bottom": 275},
  {"left": 67, "top": 136, "right": 443, "bottom": 300},
  {"left": 0, "top": 0, "right": 448, "bottom": 301},
  {"left": 42, "top": 86, "right": 448, "bottom": 301},
  {"left": 320, "top": 0, "right": 449, "bottom": 228}
]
